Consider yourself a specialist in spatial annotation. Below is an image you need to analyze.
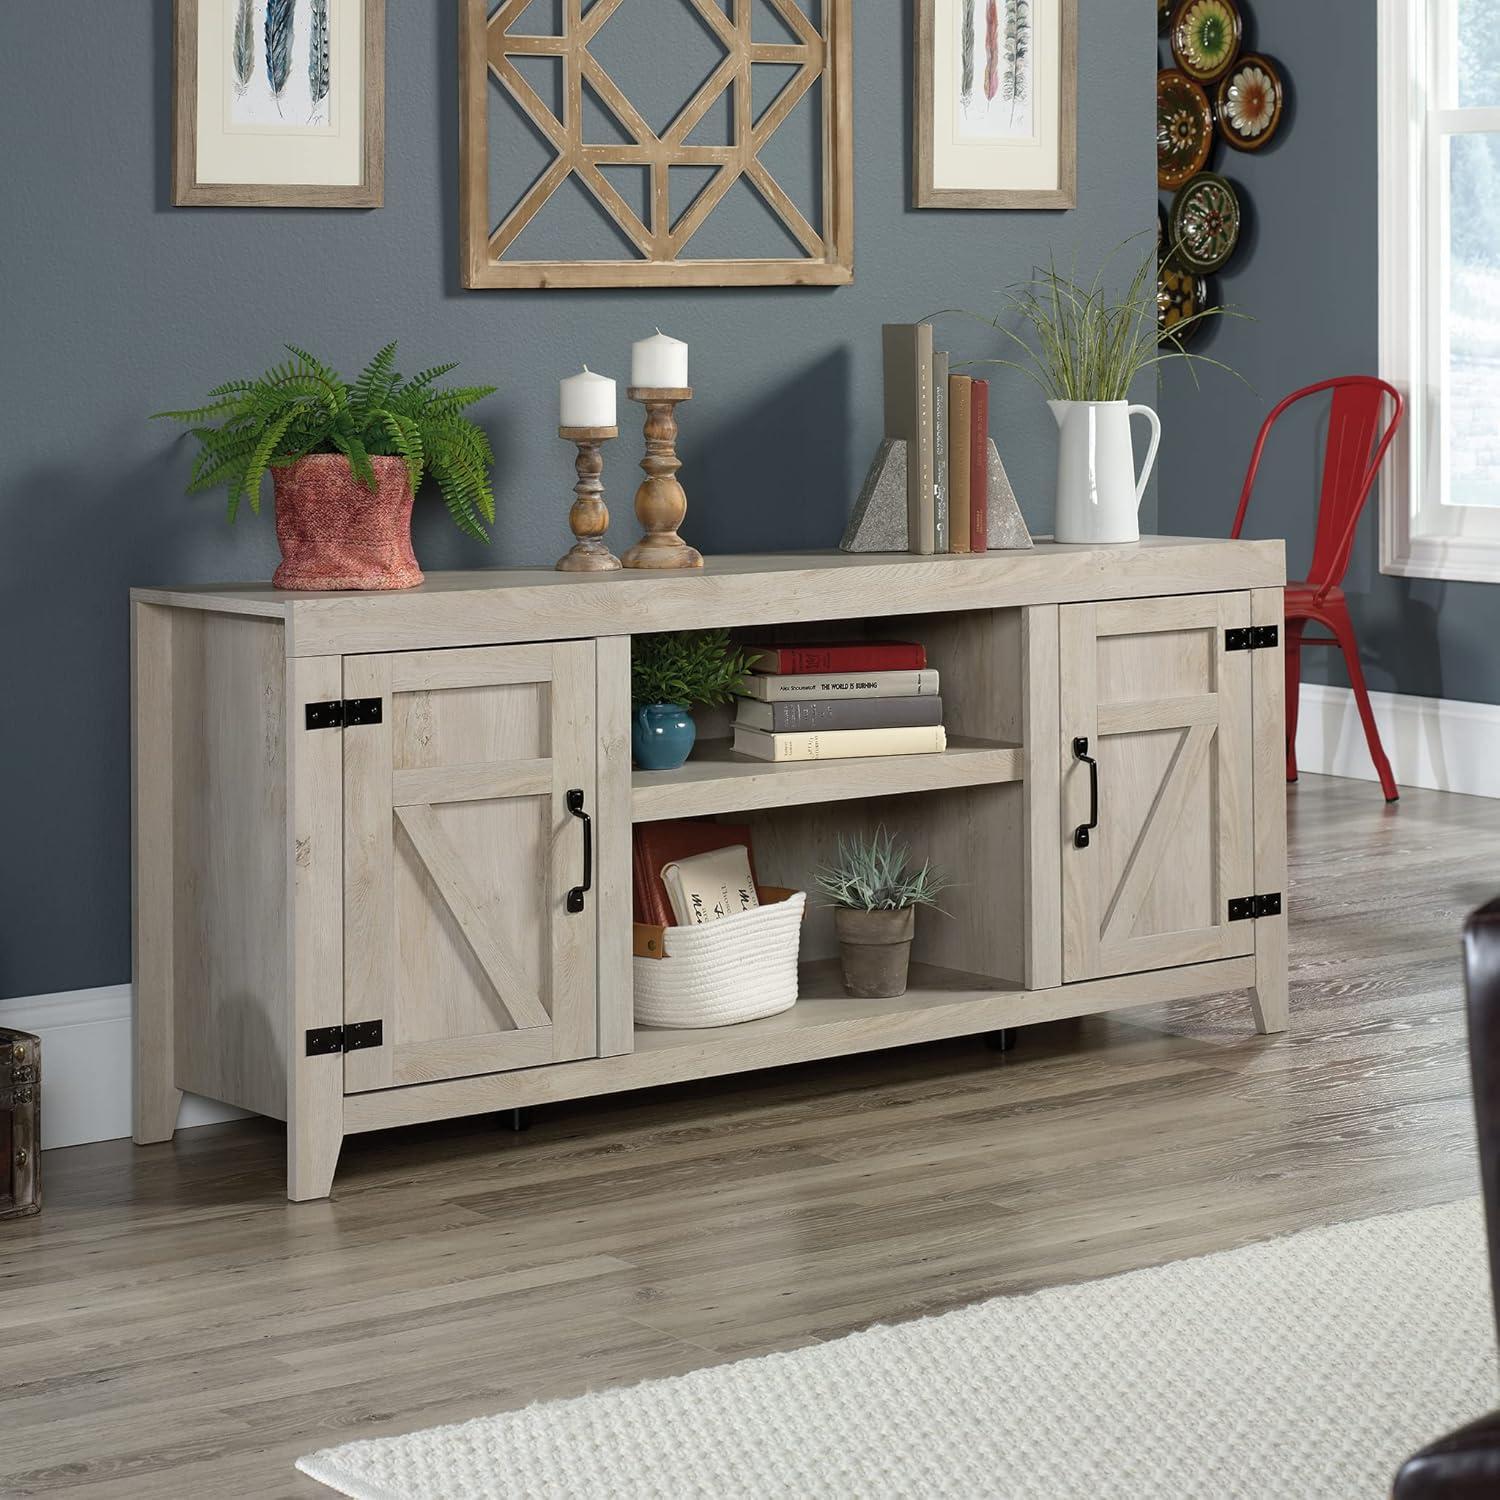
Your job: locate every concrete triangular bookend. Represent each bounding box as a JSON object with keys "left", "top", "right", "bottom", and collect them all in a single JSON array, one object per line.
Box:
[
  {"left": 841, "top": 437, "right": 1033, "bottom": 553},
  {"left": 841, "top": 438, "right": 910, "bottom": 553},
  {"left": 986, "top": 439, "right": 1033, "bottom": 551}
]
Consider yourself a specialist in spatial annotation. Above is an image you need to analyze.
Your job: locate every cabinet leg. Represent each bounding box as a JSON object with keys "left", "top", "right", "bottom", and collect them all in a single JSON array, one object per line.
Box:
[
  {"left": 1251, "top": 922, "right": 1289, "bottom": 1036},
  {"left": 984, "top": 1028, "right": 1019, "bottom": 1054},
  {"left": 133, "top": 1080, "right": 182, "bottom": 1146},
  {"left": 501, "top": 1107, "right": 531, "bottom": 1133},
  {"left": 288, "top": 1127, "right": 343, "bottom": 1203}
]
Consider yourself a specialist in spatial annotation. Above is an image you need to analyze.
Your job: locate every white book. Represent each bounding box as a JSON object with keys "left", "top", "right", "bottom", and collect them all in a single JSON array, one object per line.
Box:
[
  {"left": 659, "top": 845, "right": 759, "bottom": 926},
  {"left": 732, "top": 725, "right": 948, "bottom": 763},
  {"left": 735, "top": 669, "right": 940, "bottom": 702}
]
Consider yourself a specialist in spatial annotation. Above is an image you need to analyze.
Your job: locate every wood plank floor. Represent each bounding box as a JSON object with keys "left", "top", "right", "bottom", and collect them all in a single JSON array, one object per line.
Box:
[{"left": 1, "top": 774, "right": 1492, "bottom": 1498}]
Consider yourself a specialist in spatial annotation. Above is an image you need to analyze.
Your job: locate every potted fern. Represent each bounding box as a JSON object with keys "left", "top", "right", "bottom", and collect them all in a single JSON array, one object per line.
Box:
[
  {"left": 631, "top": 630, "right": 754, "bottom": 771},
  {"left": 816, "top": 829, "right": 949, "bottom": 999},
  {"left": 155, "top": 343, "right": 497, "bottom": 591}
]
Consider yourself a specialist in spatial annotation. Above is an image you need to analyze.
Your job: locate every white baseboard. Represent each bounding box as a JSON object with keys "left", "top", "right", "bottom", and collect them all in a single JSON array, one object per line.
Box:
[
  {"left": 1295, "top": 683, "right": 1500, "bottom": 798},
  {"left": 0, "top": 986, "right": 249, "bottom": 1150}
]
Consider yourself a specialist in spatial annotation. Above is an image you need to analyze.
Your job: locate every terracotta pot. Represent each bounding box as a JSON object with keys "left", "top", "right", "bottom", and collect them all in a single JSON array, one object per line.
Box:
[
  {"left": 271, "top": 454, "right": 423, "bottom": 591},
  {"left": 834, "top": 906, "right": 916, "bottom": 999}
]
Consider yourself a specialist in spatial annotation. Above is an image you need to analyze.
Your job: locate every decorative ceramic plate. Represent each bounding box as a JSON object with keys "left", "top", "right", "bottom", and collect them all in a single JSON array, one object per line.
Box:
[
  {"left": 1217, "top": 53, "right": 1286, "bottom": 151},
  {"left": 1171, "top": 0, "right": 1243, "bottom": 84},
  {"left": 1158, "top": 70, "right": 1215, "bottom": 190},
  {"left": 1158, "top": 262, "right": 1211, "bottom": 343},
  {"left": 1169, "top": 172, "right": 1242, "bottom": 273},
  {"left": 1159, "top": 0, "right": 1174, "bottom": 34}
]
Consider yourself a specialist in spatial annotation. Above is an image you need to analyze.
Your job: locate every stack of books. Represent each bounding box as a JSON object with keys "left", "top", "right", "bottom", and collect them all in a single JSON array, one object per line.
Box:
[
  {"left": 731, "top": 641, "right": 946, "bottom": 763},
  {"left": 884, "top": 322, "right": 991, "bottom": 556}
]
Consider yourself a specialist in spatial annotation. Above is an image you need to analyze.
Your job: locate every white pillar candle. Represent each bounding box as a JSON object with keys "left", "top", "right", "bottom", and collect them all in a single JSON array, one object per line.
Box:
[
  {"left": 559, "top": 367, "right": 617, "bottom": 429},
  {"left": 631, "top": 329, "right": 689, "bottom": 389}
]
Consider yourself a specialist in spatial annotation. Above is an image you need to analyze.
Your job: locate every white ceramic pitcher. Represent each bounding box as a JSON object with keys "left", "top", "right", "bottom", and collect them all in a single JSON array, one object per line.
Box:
[{"left": 1049, "top": 399, "right": 1162, "bottom": 545}]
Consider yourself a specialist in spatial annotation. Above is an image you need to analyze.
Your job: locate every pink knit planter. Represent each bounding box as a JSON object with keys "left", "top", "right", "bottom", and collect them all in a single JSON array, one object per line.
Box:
[{"left": 271, "top": 454, "right": 424, "bottom": 591}]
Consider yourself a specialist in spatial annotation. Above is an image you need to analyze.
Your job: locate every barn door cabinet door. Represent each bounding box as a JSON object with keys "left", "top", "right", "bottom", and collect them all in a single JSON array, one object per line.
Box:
[
  {"left": 341, "top": 641, "right": 599, "bottom": 1093},
  {"left": 1059, "top": 595, "right": 1255, "bottom": 983}
]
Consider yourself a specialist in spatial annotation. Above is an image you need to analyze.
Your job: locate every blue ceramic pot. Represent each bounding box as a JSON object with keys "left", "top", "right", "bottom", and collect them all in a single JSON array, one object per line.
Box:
[{"left": 633, "top": 703, "right": 696, "bottom": 771}]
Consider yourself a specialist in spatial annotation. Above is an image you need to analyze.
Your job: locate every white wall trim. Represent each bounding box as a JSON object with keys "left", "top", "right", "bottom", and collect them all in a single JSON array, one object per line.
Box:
[
  {"left": 1378, "top": 0, "right": 1500, "bottom": 585},
  {"left": 1377, "top": 0, "right": 1422, "bottom": 580},
  {"left": 0, "top": 985, "right": 249, "bottom": 1150},
  {"left": 1296, "top": 683, "right": 1500, "bottom": 799}
]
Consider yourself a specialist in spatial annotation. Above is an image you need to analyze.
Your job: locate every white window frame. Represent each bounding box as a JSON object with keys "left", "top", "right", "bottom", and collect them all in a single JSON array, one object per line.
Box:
[{"left": 1379, "top": 0, "right": 1500, "bottom": 583}]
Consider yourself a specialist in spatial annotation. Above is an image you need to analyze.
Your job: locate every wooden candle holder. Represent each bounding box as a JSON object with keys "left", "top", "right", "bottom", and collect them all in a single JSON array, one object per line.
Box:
[
  {"left": 556, "top": 426, "right": 622, "bottom": 573},
  {"left": 622, "top": 388, "right": 703, "bottom": 571}
]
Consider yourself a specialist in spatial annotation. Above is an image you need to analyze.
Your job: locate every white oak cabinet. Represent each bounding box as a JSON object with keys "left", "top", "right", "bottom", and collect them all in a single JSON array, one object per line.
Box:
[{"left": 132, "top": 541, "right": 1287, "bottom": 1200}]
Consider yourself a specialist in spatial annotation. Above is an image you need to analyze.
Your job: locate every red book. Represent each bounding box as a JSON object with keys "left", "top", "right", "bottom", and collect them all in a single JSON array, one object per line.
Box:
[
  {"left": 751, "top": 642, "right": 928, "bottom": 674},
  {"left": 969, "top": 379, "right": 989, "bottom": 554},
  {"left": 632, "top": 821, "right": 760, "bottom": 927}
]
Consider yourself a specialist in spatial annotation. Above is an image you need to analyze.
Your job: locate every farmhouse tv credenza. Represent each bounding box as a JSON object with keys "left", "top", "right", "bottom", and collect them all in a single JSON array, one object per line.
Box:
[{"left": 131, "top": 539, "right": 1288, "bottom": 1201}]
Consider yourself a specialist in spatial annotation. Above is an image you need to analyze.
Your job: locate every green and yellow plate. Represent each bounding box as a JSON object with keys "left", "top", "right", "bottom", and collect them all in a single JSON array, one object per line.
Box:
[{"left": 1171, "top": 0, "right": 1243, "bottom": 84}]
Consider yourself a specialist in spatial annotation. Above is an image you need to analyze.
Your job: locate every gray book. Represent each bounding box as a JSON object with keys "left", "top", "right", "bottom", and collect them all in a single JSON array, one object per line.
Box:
[
  {"left": 882, "top": 323, "right": 936, "bottom": 555},
  {"left": 932, "top": 352, "right": 950, "bottom": 553},
  {"left": 735, "top": 695, "right": 945, "bottom": 734}
]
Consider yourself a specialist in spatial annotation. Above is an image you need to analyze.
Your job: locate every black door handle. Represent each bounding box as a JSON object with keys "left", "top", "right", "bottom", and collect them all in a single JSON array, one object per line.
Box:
[
  {"left": 566, "top": 789, "right": 592, "bottom": 913},
  {"left": 1073, "top": 737, "right": 1099, "bottom": 849}
]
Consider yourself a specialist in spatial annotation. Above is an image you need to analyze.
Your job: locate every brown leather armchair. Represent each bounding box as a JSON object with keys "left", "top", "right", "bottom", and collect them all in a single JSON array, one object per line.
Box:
[{"left": 1393, "top": 898, "right": 1500, "bottom": 1497}]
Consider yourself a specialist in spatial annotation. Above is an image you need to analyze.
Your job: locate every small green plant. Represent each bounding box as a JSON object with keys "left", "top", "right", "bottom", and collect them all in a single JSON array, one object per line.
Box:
[
  {"left": 631, "top": 630, "right": 754, "bottom": 708},
  {"left": 153, "top": 342, "right": 498, "bottom": 541},
  {"left": 815, "top": 828, "right": 950, "bottom": 913},
  {"left": 959, "top": 238, "right": 1244, "bottom": 402}
]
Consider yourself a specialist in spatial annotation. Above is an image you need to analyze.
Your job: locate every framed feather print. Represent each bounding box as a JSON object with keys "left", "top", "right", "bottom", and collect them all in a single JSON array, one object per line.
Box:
[
  {"left": 914, "top": 0, "right": 1076, "bottom": 209},
  {"left": 172, "top": 0, "right": 385, "bottom": 206}
]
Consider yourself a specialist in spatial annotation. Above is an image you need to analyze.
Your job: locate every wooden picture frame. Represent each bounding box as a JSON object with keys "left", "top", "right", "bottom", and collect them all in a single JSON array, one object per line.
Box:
[
  {"left": 460, "top": 0, "right": 854, "bottom": 290},
  {"left": 914, "top": 0, "right": 1077, "bottom": 210},
  {"left": 173, "top": 0, "right": 385, "bottom": 208}
]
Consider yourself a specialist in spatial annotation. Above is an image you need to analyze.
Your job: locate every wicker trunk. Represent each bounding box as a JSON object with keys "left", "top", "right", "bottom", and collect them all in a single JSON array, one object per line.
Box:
[{"left": 0, "top": 1028, "right": 40, "bottom": 1220}]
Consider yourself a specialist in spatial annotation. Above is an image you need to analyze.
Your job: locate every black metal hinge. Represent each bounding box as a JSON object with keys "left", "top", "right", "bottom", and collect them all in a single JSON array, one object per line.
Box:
[
  {"left": 1228, "top": 892, "right": 1284, "bottom": 922},
  {"left": 1225, "top": 624, "right": 1280, "bottom": 653},
  {"left": 305, "top": 698, "right": 384, "bottom": 731},
  {"left": 305, "top": 1020, "right": 384, "bottom": 1056}
]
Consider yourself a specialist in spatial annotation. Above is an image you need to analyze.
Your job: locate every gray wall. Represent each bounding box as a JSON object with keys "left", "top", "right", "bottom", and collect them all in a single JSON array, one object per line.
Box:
[
  {"left": 0, "top": 2, "right": 1153, "bottom": 1000},
  {"left": 1158, "top": 0, "right": 1499, "bottom": 709}
]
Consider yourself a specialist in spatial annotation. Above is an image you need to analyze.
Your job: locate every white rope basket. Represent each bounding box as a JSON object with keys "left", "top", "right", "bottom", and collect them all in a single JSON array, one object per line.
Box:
[{"left": 634, "top": 891, "right": 806, "bottom": 1030}]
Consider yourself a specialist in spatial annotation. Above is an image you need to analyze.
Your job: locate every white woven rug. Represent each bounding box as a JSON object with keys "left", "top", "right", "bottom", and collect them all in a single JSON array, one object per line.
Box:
[{"left": 299, "top": 1199, "right": 1495, "bottom": 1500}]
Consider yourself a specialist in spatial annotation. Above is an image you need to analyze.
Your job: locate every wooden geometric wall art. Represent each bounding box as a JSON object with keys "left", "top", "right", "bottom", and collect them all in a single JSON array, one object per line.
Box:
[{"left": 459, "top": 0, "right": 854, "bottom": 289}]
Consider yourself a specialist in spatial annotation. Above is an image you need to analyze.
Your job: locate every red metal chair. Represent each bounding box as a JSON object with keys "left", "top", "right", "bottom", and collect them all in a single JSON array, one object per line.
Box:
[{"left": 1230, "top": 376, "right": 1405, "bottom": 803}]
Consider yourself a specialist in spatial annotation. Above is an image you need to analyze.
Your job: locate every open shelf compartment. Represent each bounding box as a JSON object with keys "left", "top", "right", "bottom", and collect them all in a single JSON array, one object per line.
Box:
[{"left": 632, "top": 605, "right": 1028, "bottom": 822}]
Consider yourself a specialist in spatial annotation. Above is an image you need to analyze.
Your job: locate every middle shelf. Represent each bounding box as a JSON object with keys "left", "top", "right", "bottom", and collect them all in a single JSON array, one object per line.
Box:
[{"left": 630, "top": 735, "right": 1024, "bottom": 821}]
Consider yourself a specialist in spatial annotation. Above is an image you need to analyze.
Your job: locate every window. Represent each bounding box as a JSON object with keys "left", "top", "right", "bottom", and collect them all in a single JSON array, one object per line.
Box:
[{"left": 1380, "top": 0, "right": 1500, "bottom": 582}]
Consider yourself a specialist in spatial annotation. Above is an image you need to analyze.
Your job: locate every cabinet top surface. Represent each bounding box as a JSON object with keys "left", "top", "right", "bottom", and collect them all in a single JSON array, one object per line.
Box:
[{"left": 133, "top": 538, "right": 1285, "bottom": 656}]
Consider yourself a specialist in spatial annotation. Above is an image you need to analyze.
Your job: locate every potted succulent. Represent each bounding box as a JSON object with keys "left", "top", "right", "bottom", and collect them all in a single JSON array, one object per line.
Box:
[
  {"left": 816, "top": 828, "right": 949, "bottom": 1000},
  {"left": 630, "top": 629, "right": 754, "bottom": 771},
  {"left": 154, "top": 343, "right": 497, "bottom": 590}
]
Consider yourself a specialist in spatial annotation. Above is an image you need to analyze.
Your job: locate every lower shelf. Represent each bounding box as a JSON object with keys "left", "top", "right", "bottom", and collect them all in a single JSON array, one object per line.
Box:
[
  {"left": 341, "top": 954, "right": 1259, "bottom": 1135},
  {"left": 634, "top": 958, "right": 1021, "bottom": 1053}
]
